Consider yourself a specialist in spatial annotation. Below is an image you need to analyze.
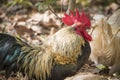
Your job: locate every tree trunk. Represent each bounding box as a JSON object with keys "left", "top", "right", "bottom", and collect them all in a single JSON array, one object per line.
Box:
[{"left": 66, "top": 0, "right": 76, "bottom": 14}]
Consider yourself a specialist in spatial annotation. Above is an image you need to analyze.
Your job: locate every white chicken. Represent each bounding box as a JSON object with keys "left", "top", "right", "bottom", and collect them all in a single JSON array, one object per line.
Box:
[{"left": 90, "top": 10, "right": 120, "bottom": 74}]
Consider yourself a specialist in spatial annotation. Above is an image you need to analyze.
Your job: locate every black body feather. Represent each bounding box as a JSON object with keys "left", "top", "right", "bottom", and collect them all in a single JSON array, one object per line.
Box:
[{"left": 0, "top": 33, "right": 22, "bottom": 78}]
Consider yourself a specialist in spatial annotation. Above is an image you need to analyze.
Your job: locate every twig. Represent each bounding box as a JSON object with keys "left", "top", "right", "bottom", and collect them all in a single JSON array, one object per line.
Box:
[
  {"left": 66, "top": 0, "right": 76, "bottom": 14},
  {"left": 48, "top": 5, "right": 63, "bottom": 29},
  {"left": 61, "top": 0, "right": 63, "bottom": 14},
  {"left": 48, "top": 5, "right": 61, "bottom": 21}
]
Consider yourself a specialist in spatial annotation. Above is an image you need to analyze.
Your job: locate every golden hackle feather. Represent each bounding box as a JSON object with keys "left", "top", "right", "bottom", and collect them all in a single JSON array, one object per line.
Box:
[
  {"left": 45, "top": 27, "right": 85, "bottom": 58},
  {"left": 18, "top": 45, "right": 54, "bottom": 80},
  {"left": 54, "top": 54, "right": 77, "bottom": 64},
  {"left": 16, "top": 37, "right": 54, "bottom": 80}
]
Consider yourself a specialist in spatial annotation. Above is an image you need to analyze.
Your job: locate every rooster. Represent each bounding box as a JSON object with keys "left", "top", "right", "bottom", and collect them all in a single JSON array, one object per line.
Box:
[{"left": 0, "top": 9, "right": 91, "bottom": 80}]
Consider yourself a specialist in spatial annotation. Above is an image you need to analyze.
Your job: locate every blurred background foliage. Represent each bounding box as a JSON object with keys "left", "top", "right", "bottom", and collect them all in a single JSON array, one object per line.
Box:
[
  {"left": 6, "top": 0, "right": 33, "bottom": 8},
  {"left": 35, "top": 0, "right": 58, "bottom": 12},
  {"left": 0, "top": 0, "right": 119, "bottom": 8},
  {"left": 0, "top": 0, "right": 119, "bottom": 15}
]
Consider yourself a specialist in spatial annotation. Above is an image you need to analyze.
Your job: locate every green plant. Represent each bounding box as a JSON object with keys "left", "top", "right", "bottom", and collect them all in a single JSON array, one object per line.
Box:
[
  {"left": 7, "top": 0, "right": 33, "bottom": 7},
  {"left": 76, "top": 0, "right": 89, "bottom": 6},
  {"left": 35, "top": 0, "right": 57, "bottom": 12}
]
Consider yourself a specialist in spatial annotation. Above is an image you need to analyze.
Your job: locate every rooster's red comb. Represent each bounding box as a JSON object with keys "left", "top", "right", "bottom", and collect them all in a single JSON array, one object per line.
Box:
[{"left": 62, "top": 9, "right": 91, "bottom": 28}]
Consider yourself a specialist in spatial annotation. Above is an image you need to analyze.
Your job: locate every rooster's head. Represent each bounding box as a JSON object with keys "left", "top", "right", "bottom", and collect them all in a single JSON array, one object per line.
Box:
[{"left": 62, "top": 9, "right": 92, "bottom": 41}]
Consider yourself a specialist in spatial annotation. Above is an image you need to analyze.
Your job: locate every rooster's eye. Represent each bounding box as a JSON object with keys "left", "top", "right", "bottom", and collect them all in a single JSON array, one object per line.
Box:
[{"left": 74, "top": 27, "right": 77, "bottom": 30}]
